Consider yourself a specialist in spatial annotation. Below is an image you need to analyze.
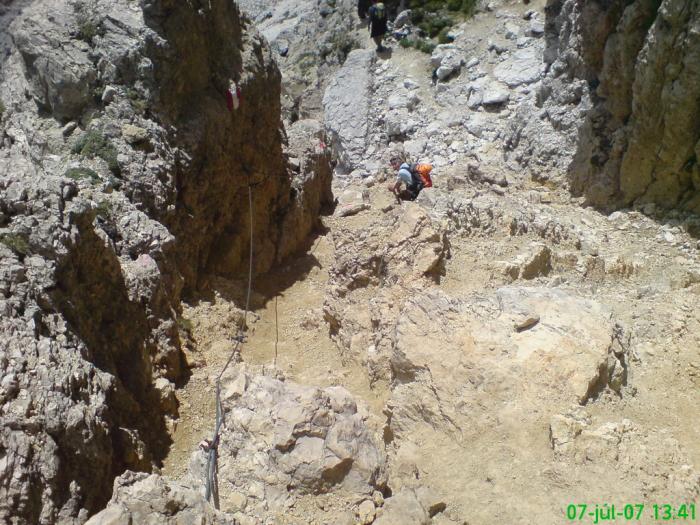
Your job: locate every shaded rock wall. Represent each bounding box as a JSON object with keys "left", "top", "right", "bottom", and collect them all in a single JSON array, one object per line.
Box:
[
  {"left": 547, "top": 0, "right": 700, "bottom": 212},
  {"left": 0, "top": 0, "right": 332, "bottom": 522}
]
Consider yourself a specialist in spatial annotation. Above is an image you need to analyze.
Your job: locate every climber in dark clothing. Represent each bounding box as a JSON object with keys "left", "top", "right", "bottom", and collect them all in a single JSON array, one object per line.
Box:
[
  {"left": 367, "top": 0, "right": 388, "bottom": 52},
  {"left": 358, "top": 0, "right": 370, "bottom": 19}
]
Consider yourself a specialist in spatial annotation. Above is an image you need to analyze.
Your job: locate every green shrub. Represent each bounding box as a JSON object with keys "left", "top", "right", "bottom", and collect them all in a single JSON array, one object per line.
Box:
[
  {"left": 298, "top": 52, "right": 317, "bottom": 75},
  {"left": 0, "top": 233, "right": 30, "bottom": 256},
  {"left": 0, "top": 100, "right": 5, "bottom": 120},
  {"left": 415, "top": 39, "right": 436, "bottom": 54},
  {"left": 437, "top": 26, "right": 454, "bottom": 44},
  {"left": 77, "top": 19, "right": 98, "bottom": 43},
  {"left": 410, "top": 8, "right": 447, "bottom": 37},
  {"left": 64, "top": 166, "right": 99, "bottom": 183},
  {"left": 397, "top": 36, "right": 437, "bottom": 54},
  {"left": 126, "top": 88, "right": 148, "bottom": 115},
  {"left": 72, "top": 130, "right": 120, "bottom": 174},
  {"left": 401, "top": 0, "right": 475, "bottom": 47},
  {"left": 95, "top": 200, "right": 113, "bottom": 219},
  {"left": 73, "top": 0, "right": 103, "bottom": 44},
  {"left": 324, "top": 32, "right": 361, "bottom": 63},
  {"left": 408, "top": 0, "right": 475, "bottom": 14}
]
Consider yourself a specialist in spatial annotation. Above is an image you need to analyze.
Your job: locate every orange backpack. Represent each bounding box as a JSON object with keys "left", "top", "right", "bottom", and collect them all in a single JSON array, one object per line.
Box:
[{"left": 411, "top": 163, "right": 433, "bottom": 188}]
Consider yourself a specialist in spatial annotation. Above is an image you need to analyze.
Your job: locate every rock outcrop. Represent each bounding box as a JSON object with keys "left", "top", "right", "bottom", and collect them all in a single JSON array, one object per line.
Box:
[
  {"left": 0, "top": 0, "right": 331, "bottom": 522},
  {"left": 237, "top": 0, "right": 360, "bottom": 122},
  {"left": 85, "top": 471, "right": 228, "bottom": 525},
  {"left": 323, "top": 49, "right": 376, "bottom": 174},
  {"left": 188, "top": 366, "right": 387, "bottom": 522},
  {"left": 513, "top": 0, "right": 700, "bottom": 213}
]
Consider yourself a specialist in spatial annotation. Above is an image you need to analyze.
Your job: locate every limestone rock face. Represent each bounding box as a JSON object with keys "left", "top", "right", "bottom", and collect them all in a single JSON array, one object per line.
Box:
[
  {"left": 84, "top": 472, "right": 229, "bottom": 525},
  {"left": 0, "top": 0, "right": 331, "bottom": 522},
  {"left": 514, "top": 0, "right": 700, "bottom": 212},
  {"left": 191, "top": 367, "right": 387, "bottom": 518},
  {"left": 237, "top": 0, "right": 359, "bottom": 121},
  {"left": 549, "top": 409, "right": 700, "bottom": 502},
  {"left": 323, "top": 49, "right": 375, "bottom": 173}
]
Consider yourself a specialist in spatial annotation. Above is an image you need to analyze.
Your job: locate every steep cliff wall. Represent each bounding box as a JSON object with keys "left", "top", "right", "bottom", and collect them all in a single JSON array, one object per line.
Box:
[
  {"left": 546, "top": 0, "right": 699, "bottom": 212},
  {"left": 0, "top": 0, "right": 331, "bottom": 522},
  {"left": 506, "top": 0, "right": 699, "bottom": 214}
]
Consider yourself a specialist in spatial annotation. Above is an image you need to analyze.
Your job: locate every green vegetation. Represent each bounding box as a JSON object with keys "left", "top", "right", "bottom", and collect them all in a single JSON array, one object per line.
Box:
[
  {"left": 72, "top": 129, "right": 120, "bottom": 174},
  {"left": 398, "top": 36, "right": 437, "bottom": 54},
  {"left": 322, "top": 32, "right": 361, "bottom": 64},
  {"left": 0, "top": 99, "right": 5, "bottom": 120},
  {"left": 0, "top": 233, "right": 30, "bottom": 256},
  {"left": 437, "top": 26, "right": 453, "bottom": 44},
  {"left": 394, "top": 0, "right": 476, "bottom": 50},
  {"left": 298, "top": 52, "right": 317, "bottom": 75},
  {"left": 72, "top": 0, "right": 103, "bottom": 44},
  {"left": 410, "top": 7, "right": 453, "bottom": 38},
  {"left": 408, "top": 0, "right": 477, "bottom": 17},
  {"left": 95, "top": 200, "right": 113, "bottom": 219},
  {"left": 77, "top": 19, "right": 99, "bottom": 43},
  {"left": 126, "top": 88, "right": 148, "bottom": 115},
  {"left": 64, "top": 166, "right": 100, "bottom": 183}
]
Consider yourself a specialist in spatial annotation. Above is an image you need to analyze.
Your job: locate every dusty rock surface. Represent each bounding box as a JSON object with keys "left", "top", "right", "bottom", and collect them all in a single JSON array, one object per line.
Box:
[
  {"left": 159, "top": 1, "right": 699, "bottom": 523},
  {"left": 185, "top": 365, "right": 387, "bottom": 523},
  {"left": 85, "top": 471, "right": 229, "bottom": 525}
]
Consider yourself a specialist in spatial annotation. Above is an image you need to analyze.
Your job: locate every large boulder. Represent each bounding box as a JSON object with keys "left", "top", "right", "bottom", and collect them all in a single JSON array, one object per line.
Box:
[
  {"left": 84, "top": 472, "right": 228, "bottom": 525},
  {"left": 193, "top": 367, "right": 387, "bottom": 517},
  {"left": 11, "top": 1, "right": 97, "bottom": 121},
  {"left": 493, "top": 46, "right": 543, "bottom": 87}
]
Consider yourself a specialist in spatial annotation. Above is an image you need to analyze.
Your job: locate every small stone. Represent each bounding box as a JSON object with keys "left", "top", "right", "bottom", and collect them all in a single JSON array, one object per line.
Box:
[
  {"left": 358, "top": 500, "right": 376, "bottom": 524},
  {"left": 62, "top": 121, "right": 78, "bottom": 137},
  {"left": 504, "top": 22, "right": 519, "bottom": 40},
  {"left": 482, "top": 84, "right": 510, "bottom": 105},
  {"left": 528, "top": 20, "right": 545, "bottom": 36},
  {"left": 154, "top": 378, "right": 177, "bottom": 413},
  {"left": 514, "top": 314, "right": 540, "bottom": 332},
  {"left": 277, "top": 40, "right": 289, "bottom": 57},
  {"left": 394, "top": 9, "right": 412, "bottom": 28},
  {"left": 101, "top": 86, "right": 117, "bottom": 104},
  {"left": 62, "top": 182, "right": 78, "bottom": 200},
  {"left": 372, "top": 490, "right": 384, "bottom": 507},
  {"left": 337, "top": 203, "right": 370, "bottom": 217},
  {"left": 229, "top": 491, "right": 248, "bottom": 510}
]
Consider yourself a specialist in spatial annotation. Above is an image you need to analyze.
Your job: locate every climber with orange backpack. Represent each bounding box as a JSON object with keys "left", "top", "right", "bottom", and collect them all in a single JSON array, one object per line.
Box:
[{"left": 388, "top": 156, "right": 433, "bottom": 201}]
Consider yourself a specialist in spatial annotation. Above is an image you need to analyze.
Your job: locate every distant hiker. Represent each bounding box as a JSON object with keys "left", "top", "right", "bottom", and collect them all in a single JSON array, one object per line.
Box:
[
  {"left": 388, "top": 156, "right": 433, "bottom": 201},
  {"left": 358, "top": 0, "right": 370, "bottom": 19},
  {"left": 368, "top": 0, "right": 388, "bottom": 53}
]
